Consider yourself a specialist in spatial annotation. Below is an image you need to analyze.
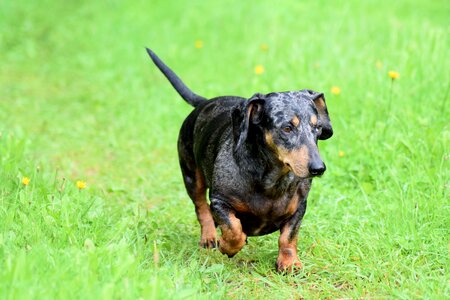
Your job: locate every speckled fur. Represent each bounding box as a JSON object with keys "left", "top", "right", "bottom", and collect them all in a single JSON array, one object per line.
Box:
[{"left": 146, "top": 49, "right": 333, "bottom": 272}]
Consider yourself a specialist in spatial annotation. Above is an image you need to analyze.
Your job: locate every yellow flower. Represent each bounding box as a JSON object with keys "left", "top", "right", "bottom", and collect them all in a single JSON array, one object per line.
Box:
[
  {"left": 194, "top": 40, "right": 203, "bottom": 49},
  {"left": 260, "top": 43, "right": 269, "bottom": 51},
  {"left": 76, "top": 180, "right": 86, "bottom": 190},
  {"left": 331, "top": 86, "right": 341, "bottom": 95},
  {"left": 22, "top": 177, "right": 30, "bottom": 186},
  {"left": 338, "top": 150, "right": 345, "bottom": 158},
  {"left": 375, "top": 60, "right": 382, "bottom": 69},
  {"left": 254, "top": 65, "right": 264, "bottom": 75},
  {"left": 388, "top": 71, "right": 400, "bottom": 80}
]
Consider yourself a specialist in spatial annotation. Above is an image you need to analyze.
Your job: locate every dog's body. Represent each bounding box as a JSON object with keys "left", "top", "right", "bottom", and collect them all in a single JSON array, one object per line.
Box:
[{"left": 146, "top": 48, "right": 333, "bottom": 272}]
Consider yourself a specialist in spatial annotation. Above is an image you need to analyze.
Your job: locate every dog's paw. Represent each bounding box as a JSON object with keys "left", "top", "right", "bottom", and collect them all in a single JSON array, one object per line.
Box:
[
  {"left": 218, "top": 234, "right": 246, "bottom": 258},
  {"left": 276, "top": 252, "right": 303, "bottom": 273},
  {"left": 199, "top": 225, "right": 218, "bottom": 249},
  {"left": 199, "top": 238, "right": 217, "bottom": 249}
]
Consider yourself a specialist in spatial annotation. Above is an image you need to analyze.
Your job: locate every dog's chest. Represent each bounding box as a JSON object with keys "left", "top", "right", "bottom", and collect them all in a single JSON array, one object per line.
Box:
[
  {"left": 233, "top": 179, "right": 311, "bottom": 236},
  {"left": 237, "top": 188, "right": 299, "bottom": 214},
  {"left": 230, "top": 190, "right": 299, "bottom": 235}
]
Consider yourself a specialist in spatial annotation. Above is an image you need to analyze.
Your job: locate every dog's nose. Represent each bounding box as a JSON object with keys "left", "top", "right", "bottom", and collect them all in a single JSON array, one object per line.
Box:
[{"left": 309, "top": 161, "right": 326, "bottom": 176}]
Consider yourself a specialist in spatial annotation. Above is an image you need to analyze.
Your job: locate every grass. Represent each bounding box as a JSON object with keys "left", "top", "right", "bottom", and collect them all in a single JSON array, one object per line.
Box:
[{"left": 0, "top": 0, "right": 449, "bottom": 298}]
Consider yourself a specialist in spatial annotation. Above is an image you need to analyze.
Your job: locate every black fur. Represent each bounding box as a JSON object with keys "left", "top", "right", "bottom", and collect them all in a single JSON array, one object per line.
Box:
[{"left": 146, "top": 48, "right": 333, "bottom": 272}]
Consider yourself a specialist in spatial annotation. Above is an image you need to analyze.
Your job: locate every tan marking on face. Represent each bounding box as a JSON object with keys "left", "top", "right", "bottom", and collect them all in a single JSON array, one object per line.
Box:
[
  {"left": 310, "top": 115, "right": 317, "bottom": 126},
  {"left": 278, "top": 145, "right": 309, "bottom": 177},
  {"left": 265, "top": 132, "right": 292, "bottom": 173},
  {"left": 265, "top": 132, "right": 276, "bottom": 149},
  {"left": 266, "top": 132, "right": 309, "bottom": 177},
  {"left": 292, "top": 116, "right": 300, "bottom": 127}
]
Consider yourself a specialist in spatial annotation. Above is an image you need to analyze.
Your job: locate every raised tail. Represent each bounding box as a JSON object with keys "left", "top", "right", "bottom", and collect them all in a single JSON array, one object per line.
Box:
[{"left": 146, "top": 48, "right": 207, "bottom": 107}]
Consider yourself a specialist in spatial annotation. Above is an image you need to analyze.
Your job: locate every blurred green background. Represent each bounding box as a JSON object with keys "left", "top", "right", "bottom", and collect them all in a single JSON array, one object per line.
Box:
[{"left": 0, "top": 0, "right": 448, "bottom": 299}]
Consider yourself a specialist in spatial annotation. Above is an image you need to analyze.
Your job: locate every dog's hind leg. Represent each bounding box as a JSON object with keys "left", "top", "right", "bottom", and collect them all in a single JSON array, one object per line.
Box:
[
  {"left": 179, "top": 158, "right": 217, "bottom": 248},
  {"left": 178, "top": 114, "right": 217, "bottom": 248}
]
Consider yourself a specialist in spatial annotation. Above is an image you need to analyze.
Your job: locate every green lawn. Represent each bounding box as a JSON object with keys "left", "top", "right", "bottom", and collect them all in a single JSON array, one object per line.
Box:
[{"left": 0, "top": 0, "right": 449, "bottom": 299}]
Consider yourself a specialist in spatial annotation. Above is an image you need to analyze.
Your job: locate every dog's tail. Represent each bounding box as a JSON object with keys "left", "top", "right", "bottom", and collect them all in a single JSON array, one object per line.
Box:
[{"left": 146, "top": 48, "right": 207, "bottom": 107}]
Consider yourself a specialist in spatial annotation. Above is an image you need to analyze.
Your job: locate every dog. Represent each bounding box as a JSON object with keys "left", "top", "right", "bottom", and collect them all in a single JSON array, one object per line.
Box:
[{"left": 146, "top": 48, "right": 333, "bottom": 272}]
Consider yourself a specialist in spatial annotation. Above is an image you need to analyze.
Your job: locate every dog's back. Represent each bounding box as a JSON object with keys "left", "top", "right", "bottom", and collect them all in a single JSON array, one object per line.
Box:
[{"left": 185, "top": 97, "right": 244, "bottom": 186}]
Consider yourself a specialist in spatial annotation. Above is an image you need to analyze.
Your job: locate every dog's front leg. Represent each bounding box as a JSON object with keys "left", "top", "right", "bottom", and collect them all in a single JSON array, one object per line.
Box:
[
  {"left": 276, "top": 198, "right": 307, "bottom": 272},
  {"left": 210, "top": 197, "right": 247, "bottom": 258}
]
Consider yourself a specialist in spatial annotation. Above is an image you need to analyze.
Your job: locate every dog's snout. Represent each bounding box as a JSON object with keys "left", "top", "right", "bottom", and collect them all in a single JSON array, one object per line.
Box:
[{"left": 309, "top": 161, "right": 326, "bottom": 176}]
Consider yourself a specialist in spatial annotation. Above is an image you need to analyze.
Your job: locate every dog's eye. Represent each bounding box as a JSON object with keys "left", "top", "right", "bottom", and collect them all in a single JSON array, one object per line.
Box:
[{"left": 282, "top": 126, "right": 293, "bottom": 134}]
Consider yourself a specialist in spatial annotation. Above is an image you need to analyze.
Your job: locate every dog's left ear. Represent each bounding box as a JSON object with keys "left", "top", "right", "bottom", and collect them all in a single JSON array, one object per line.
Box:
[
  {"left": 305, "top": 90, "right": 333, "bottom": 140},
  {"left": 232, "top": 93, "right": 265, "bottom": 151}
]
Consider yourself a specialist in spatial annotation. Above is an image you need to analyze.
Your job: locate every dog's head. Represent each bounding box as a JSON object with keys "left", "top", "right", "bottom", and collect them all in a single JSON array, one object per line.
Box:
[{"left": 232, "top": 90, "right": 333, "bottom": 178}]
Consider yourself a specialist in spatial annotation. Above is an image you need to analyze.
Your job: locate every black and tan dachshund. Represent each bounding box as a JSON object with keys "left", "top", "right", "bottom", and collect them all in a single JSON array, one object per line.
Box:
[{"left": 146, "top": 48, "right": 333, "bottom": 272}]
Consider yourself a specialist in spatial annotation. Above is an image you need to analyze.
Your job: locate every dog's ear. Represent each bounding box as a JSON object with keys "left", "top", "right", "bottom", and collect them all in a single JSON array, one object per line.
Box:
[
  {"left": 232, "top": 93, "right": 266, "bottom": 151},
  {"left": 305, "top": 90, "right": 333, "bottom": 140}
]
